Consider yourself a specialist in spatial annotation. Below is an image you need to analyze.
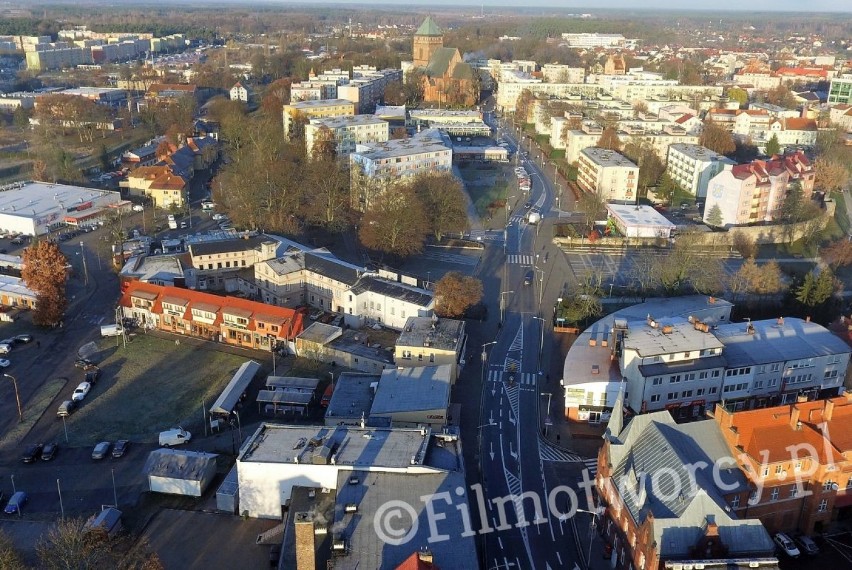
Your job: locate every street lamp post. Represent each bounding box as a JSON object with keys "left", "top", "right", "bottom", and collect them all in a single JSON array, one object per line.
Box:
[
  {"left": 481, "top": 341, "right": 497, "bottom": 387},
  {"left": 532, "top": 316, "right": 545, "bottom": 368},
  {"left": 577, "top": 507, "right": 601, "bottom": 566},
  {"left": 541, "top": 391, "right": 553, "bottom": 436},
  {"left": 535, "top": 267, "right": 545, "bottom": 310},
  {"left": 505, "top": 193, "right": 515, "bottom": 226},
  {"left": 499, "top": 290, "right": 514, "bottom": 323},
  {"left": 3, "top": 373, "right": 22, "bottom": 422}
]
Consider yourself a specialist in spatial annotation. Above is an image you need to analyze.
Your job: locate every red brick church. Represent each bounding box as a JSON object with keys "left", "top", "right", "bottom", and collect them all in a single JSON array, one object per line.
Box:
[{"left": 412, "top": 17, "right": 478, "bottom": 107}]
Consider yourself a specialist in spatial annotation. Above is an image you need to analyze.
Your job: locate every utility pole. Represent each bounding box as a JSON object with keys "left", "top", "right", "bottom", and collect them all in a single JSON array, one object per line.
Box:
[
  {"left": 500, "top": 290, "right": 514, "bottom": 323},
  {"left": 79, "top": 241, "right": 88, "bottom": 287},
  {"left": 3, "top": 374, "right": 22, "bottom": 422}
]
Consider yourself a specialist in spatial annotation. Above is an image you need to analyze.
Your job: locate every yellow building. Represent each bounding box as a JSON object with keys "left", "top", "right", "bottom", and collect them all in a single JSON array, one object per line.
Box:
[
  {"left": 282, "top": 99, "right": 355, "bottom": 140},
  {"left": 394, "top": 316, "right": 466, "bottom": 383}
]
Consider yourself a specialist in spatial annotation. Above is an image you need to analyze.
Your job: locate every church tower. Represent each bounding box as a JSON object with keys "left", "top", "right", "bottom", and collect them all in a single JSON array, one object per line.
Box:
[{"left": 412, "top": 16, "right": 443, "bottom": 68}]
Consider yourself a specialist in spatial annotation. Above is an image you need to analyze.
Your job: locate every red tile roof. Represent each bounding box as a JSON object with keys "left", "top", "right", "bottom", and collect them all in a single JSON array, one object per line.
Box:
[
  {"left": 782, "top": 117, "right": 817, "bottom": 131},
  {"left": 120, "top": 281, "right": 304, "bottom": 339},
  {"left": 396, "top": 553, "right": 438, "bottom": 570}
]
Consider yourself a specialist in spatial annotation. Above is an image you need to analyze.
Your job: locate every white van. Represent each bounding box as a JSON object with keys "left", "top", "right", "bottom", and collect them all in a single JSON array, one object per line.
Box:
[
  {"left": 201, "top": 201, "right": 215, "bottom": 211},
  {"left": 159, "top": 427, "right": 191, "bottom": 447},
  {"left": 100, "top": 324, "right": 123, "bottom": 337}
]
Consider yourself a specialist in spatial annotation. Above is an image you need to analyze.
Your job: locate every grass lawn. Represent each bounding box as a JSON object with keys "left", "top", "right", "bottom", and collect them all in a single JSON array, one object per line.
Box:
[
  {"left": 0, "top": 377, "right": 66, "bottom": 448},
  {"left": 458, "top": 163, "right": 510, "bottom": 219},
  {"left": 62, "top": 334, "right": 250, "bottom": 446}
]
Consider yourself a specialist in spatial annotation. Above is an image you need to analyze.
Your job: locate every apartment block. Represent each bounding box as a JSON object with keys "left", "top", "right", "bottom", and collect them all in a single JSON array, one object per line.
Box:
[
  {"left": 304, "top": 115, "right": 389, "bottom": 157},
  {"left": 560, "top": 33, "right": 626, "bottom": 48},
  {"left": 828, "top": 74, "right": 852, "bottom": 105},
  {"left": 577, "top": 148, "right": 639, "bottom": 203},
  {"left": 336, "top": 68, "right": 402, "bottom": 114},
  {"left": 282, "top": 99, "right": 356, "bottom": 139},
  {"left": 540, "top": 63, "right": 585, "bottom": 83},
  {"left": 703, "top": 160, "right": 790, "bottom": 226},
  {"left": 394, "top": 316, "right": 466, "bottom": 382},
  {"left": 25, "top": 44, "right": 92, "bottom": 71},
  {"left": 666, "top": 143, "right": 735, "bottom": 199},
  {"left": 188, "top": 236, "right": 278, "bottom": 291}
]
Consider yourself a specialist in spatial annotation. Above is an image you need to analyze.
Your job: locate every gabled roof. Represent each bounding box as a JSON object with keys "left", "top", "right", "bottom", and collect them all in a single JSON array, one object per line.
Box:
[
  {"left": 350, "top": 276, "right": 433, "bottom": 307},
  {"left": 304, "top": 251, "right": 361, "bottom": 285},
  {"left": 782, "top": 117, "right": 817, "bottom": 131},
  {"left": 425, "top": 47, "right": 459, "bottom": 77},
  {"left": 396, "top": 553, "right": 438, "bottom": 570},
  {"left": 415, "top": 16, "right": 442, "bottom": 37}
]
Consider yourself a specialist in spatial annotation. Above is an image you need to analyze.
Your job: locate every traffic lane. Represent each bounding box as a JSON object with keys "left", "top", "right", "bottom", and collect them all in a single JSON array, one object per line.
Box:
[{"left": 0, "top": 443, "right": 151, "bottom": 516}]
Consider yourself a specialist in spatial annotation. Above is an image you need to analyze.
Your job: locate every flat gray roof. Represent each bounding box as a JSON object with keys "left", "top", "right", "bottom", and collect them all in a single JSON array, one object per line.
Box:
[
  {"left": 396, "top": 316, "right": 464, "bottom": 352},
  {"left": 298, "top": 322, "right": 342, "bottom": 345},
  {"left": 266, "top": 376, "right": 320, "bottom": 392},
  {"left": 714, "top": 317, "right": 851, "bottom": 367},
  {"left": 330, "top": 470, "right": 477, "bottom": 570},
  {"left": 607, "top": 204, "right": 675, "bottom": 229},
  {"left": 308, "top": 115, "right": 387, "bottom": 128},
  {"left": 370, "top": 365, "right": 452, "bottom": 415},
  {"left": 143, "top": 449, "right": 217, "bottom": 481},
  {"left": 668, "top": 143, "right": 733, "bottom": 162},
  {"left": 623, "top": 318, "right": 725, "bottom": 357},
  {"left": 352, "top": 129, "right": 450, "bottom": 160},
  {"left": 281, "top": 486, "right": 336, "bottom": 570},
  {"left": 239, "top": 423, "right": 433, "bottom": 468},
  {"left": 288, "top": 98, "right": 354, "bottom": 110},
  {"left": 328, "top": 330, "right": 396, "bottom": 365},
  {"left": 325, "top": 373, "right": 378, "bottom": 423},
  {"left": 0, "top": 181, "right": 119, "bottom": 222},
  {"left": 581, "top": 147, "right": 639, "bottom": 168}
]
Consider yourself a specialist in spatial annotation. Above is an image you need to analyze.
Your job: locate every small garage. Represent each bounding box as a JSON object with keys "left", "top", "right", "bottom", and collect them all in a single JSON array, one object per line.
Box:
[
  {"left": 606, "top": 204, "right": 676, "bottom": 239},
  {"left": 143, "top": 449, "right": 218, "bottom": 497}
]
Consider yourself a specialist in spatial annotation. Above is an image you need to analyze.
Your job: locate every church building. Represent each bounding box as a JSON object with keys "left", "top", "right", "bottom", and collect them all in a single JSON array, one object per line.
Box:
[{"left": 412, "top": 17, "right": 478, "bottom": 107}]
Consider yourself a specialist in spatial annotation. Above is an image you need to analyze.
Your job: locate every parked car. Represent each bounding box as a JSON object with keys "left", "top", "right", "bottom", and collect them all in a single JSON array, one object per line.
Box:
[
  {"left": 180, "top": 221, "right": 188, "bottom": 229},
  {"left": 57, "top": 400, "right": 77, "bottom": 417},
  {"left": 132, "top": 204, "right": 144, "bottom": 212},
  {"left": 524, "top": 201, "right": 532, "bottom": 209},
  {"left": 41, "top": 442, "right": 58, "bottom": 461},
  {"left": 4, "top": 491, "right": 27, "bottom": 515},
  {"left": 84, "top": 369, "right": 101, "bottom": 385},
  {"left": 75, "top": 358, "right": 97, "bottom": 370},
  {"left": 795, "top": 535, "right": 819, "bottom": 555},
  {"left": 211, "top": 213, "right": 227, "bottom": 221},
  {"left": 13, "top": 334, "right": 33, "bottom": 344},
  {"left": 774, "top": 532, "right": 801, "bottom": 558},
  {"left": 72, "top": 381, "right": 91, "bottom": 402},
  {"left": 112, "top": 440, "right": 130, "bottom": 458},
  {"left": 92, "top": 442, "right": 111, "bottom": 460},
  {"left": 0, "top": 359, "right": 9, "bottom": 368},
  {"left": 21, "top": 443, "right": 43, "bottom": 463},
  {"left": 0, "top": 343, "right": 12, "bottom": 354}
]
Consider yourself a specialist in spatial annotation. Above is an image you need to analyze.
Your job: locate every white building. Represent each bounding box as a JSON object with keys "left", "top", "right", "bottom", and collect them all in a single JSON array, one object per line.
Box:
[
  {"left": 561, "top": 33, "right": 626, "bottom": 48},
  {"left": 605, "top": 204, "right": 676, "bottom": 238},
  {"left": 666, "top": 143, "right": 736, "bottom": 199},
  {"left": 229, "top": 82, "right": 251, "bottom": 102},
  {"left": 577, "top": 147, "right": 639, "bottom": 203},
  {"left": 143, "top": 449, "right": 218, "bottom": 497},
  {"left": 236, "top": 423, "right": 465, "bottom": 518},
  {"left": 0, "top": 181, "right": 123, "bottom": 236},
  {"left": 304, "top": 115, "right": 389, "bottom": 157},
  {"left": 541, "top": 64, "right": 586, "bottom": 84}
]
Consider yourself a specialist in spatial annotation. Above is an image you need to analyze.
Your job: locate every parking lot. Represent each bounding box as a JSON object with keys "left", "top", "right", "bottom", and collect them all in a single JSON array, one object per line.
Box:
[{"left": 776, "top": 531, "right": 852, "bottom": 569}]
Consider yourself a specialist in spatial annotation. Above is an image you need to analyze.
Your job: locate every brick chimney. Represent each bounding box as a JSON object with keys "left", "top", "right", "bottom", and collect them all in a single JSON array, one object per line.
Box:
[
  {"left": 295, "top": 512, "right": 316, "bottom": 570},
  {"left": 418, "top": 548, "right": 434, "bottom": 564},
  {"left": 824, "top": 398, "right": 835, "bottom": 422},
  {"left": 790, "top": 406, "right": 801, "bottom": 430}
]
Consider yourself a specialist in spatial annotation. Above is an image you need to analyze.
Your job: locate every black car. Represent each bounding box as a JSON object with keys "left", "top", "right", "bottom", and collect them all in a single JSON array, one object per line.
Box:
[
  {"left": 112, "top": 440, "right": 130, "bottom": 458},
  {"left": 41, "top": 443, "right": 58, "bottom": 461},
  {"left": 21, "top": 443, "right": 43, "bottom": 463},
  {"left": 524, "top": 201, "right": 532, "bottom": 209},
  {"left": 13, "top": 334, "right": 33, "bottom": 344},
  {"left": 84, "top": 368, "right": 101, "bottom": 385},
  {"left": 74, "top": 358, "right": 96, "bottom": 370}
]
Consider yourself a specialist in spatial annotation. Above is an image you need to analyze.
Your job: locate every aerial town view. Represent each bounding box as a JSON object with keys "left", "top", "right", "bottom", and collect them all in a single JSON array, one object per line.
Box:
[{"left": 0, "top": 0, "right": 850, "bottom": 568}]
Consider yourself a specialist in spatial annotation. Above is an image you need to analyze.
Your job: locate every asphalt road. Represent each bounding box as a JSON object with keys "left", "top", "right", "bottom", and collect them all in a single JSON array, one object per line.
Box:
[{"left": 455, "top": 108, "right": 595, "bottom": 570}]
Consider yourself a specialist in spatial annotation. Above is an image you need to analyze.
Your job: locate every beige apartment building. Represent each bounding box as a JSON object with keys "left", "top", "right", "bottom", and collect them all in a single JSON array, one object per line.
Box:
[
  {"left": 577, "top": 147, "right": 639, "bottom": 203},
  {"left": 703, "top": 161, "right": 790, "bottom": 227},
  {"left": 188, "top": 237, "right": 279, "bottom": 291},
  {"left": 304, "top": 115, "right": 389, "bottom": 157},
  {"left": 394, "top": 316, "right": 466, "bottom": 382},
  {"left": 121, "top": 165, "right": 187, "bottom": 208},
  {"left": 282, "top": 99, "right": 356, "bottom": 139}
]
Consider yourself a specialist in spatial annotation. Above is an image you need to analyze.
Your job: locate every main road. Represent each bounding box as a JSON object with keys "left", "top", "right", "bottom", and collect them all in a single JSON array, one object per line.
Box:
[{"left": 466, "top": 109, "right": 597, "bottom": 570}]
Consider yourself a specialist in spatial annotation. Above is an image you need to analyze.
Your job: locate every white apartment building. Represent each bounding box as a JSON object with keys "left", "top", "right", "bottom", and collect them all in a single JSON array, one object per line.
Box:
[
  {"left": 282, "top": 99, "right": 356, "bottom": 139},
  {"left": 666, "top": 143, "right": 735, "bottom": 199},
  {"left": 561, "top": 33, "right": 626, "bottom": 48},
  {"left": 577, "top": 147, "right": 639, "bottom": 203},
  {"left": 565, "top": 124, "right": 603, "bottom": 164},
  {"left": 828, "top": 74, "right": 852, "bottom": 105},
  {"left": 304, "top": 115, "right": 389, "bottom": 157},
  {"left": 541, "top": 64, "right": 585, "bottom": 84},
  {"left": 290, "top": 80, "right": 338, "bottom": 102},
  {"left": 229, "top": 82, "right": 251, "bottom": 102},
  {"left": 703, "top": 161, "right": 790, "bottom": 227}
]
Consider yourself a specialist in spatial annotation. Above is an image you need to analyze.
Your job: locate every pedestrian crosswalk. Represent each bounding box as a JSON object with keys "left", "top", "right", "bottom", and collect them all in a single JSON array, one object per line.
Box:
[
  {"left": 582, "top": 457, "right": 598, "bottom": 476},
  {"left": 507, "top": 254, "right": 534, "bottom": 265},
  {"left": 509, "top": 213, "right": 525, "bottom": 223},
  {"left": 487, "top": 370, "right": 535, "bottom": 386},
  {"left": 540, "top": 444, "right": 582, "bottom": 462}
]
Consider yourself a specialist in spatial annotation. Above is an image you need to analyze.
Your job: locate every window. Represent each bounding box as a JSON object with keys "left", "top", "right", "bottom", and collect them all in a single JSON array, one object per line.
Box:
[
  {"left": 795, "top": 461, "right": 803, "bottom": 472},
  {"left": 652, "top": 378, "right": 662, "bottom": 386},
  {"left": 667, "top": 392, "right": 677, "bottom": 400},
  {"left": 770, "top": 363, "right": 781, "bottom": 372},
  {"left": 754, "top": 380, "right": 764, "bottom": 389},
  {"left": 769, "top": 379, "right": 778, "bottom": 388},
  {"left": 709, "top": 387, "right": 718, "bottom": 394},
  {"left": 775, "top": 465, "right": 784, "bottom": 475},
  {"left": 669, "top": 375, "right": 681, "bottom": 383},
  {"left": 749, "top": 490, "right": 759, "bottom": 503},
  {"left": 418, "top": 354, "right": 423, "bottom": 362},
  {"left": 790, "top": 486, "right": 798, "bottom": 498},
  {"left": 712, "top": 370, "right": 721, "bottom": 378},
  {"left": 684, "top": 352, "right": 691, "bottom": 358},
  {"left": 682, "top": 390, "right": 693, "bottom": 398},
  {"left": 762, "top": 466, "right": 769, "bottom": 477},
  {"left": 818, "top": 499, "right": 828, "bottom": 512},
  {"left": 429, "top": 354, "right": 434, "bottom": 363},
  {"left": 697, "top": 388, "right": 705, "bottom": 396},
  {"left": 823, "top": 480, "right": 835, "bottom": 492},
  {"left": 699, "top": 371, "right": 708, "bottom": 380},
  {"left": 686, "top": 373, "right": 695, "bottom": 381},
  {"left": 770, "top": 488, "right": 779, "bottom": 501},
  {"left": 730, "top": 496, "right": 740, "bottom": 509},
  {"left": 651, "top": 395, "right": 661, "bottom": 403}
]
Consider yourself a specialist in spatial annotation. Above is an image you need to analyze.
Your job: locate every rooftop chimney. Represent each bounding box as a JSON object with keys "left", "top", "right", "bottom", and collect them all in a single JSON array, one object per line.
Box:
[
  {"left": 790, "top": 406, "right": 801, "bottom": 430},
  {"left": 295, "top": 512, "right": 316, "bottom": 570},
  {"left": 418, "top": 548, "right": 434, "bottom": 564},
  {"left": 825, "top": 398, "right": 835, "bottom": 422}
]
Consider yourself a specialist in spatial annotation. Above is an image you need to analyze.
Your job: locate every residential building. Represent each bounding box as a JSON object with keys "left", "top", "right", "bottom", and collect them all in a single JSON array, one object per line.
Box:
[
  {"left": 577, "top": 148, "right": 639, "bottom": 203},
  {"left": 828, "top": 74, "right": 852, "bottom": 105},
  {"left": 369, "top": 365, "right": 453, "bottom": 428},
  {"left": 711, "top": 395, "right": 852, "bottom": 534},
  {"left": 349, "top": 129, "right": 452, "bottom": 211},
  {"left": 119, "top": 253, "right": 193, "bottom": 290},
  {"left": 229, "top": 82, "right": 252, "bottom": 102},
  {"left": 597, "top": 398, "right": 778, "bottom": 570},
  {"left": 408, "top": 109, "right": 491, "bottom": 136},
  {"left": 394, "top": 316, "right": 466, "bottom": 382},
  {"left": 758, "top": 117, "right": 818, "bottom": 152},
  {"left": 121, "top": 165, "right": 187, "bottom": 209},
  {"left": 0, "top": 274, "right": 38, "bottom": 310},
  {"left": 304, "top": 115, "right": 389, "bottom": 157},
  {"left": 707, "top": 108, "right": 772, "bottom": 142},
  {"left": 561, "top": 33, "right": 626, "bottom": 48},
  {"left": 24, "top": 43, "right": 92, "bottom": 71},
  {"left": 296, "top": 324, "right": 396, "bottom": 373},
  {"left": 282, "top": 99, "right": 356, "bottom": 140},
  {"left": 703, "top": 160, "right": 790, "bottom": 226},
  {"left": 119, "top": 281, "right": 304, "bottom": 349},
  {"left": 541, "top": 63, "right": 585, "bottom": 84},
  {"left": 188, "top": 236, "right": 278, "bottom": 291},
  {"left": 145, "top": 83, "right": 197, "bottom": 103},
  {"left": 564, "top": 123, "right": 603, "bottom": 164},
  {"left": 253, "top": 248, "right": 434, "bottom": 330},
  {"left": 828, "top": 104, "right": 852, "bottom": 131},
  {"left": 336, "top": 68, "right": 403, "bottom": 114},
  {"left": 0, "top": 181, "right": 123, "bottom": 236},
  {"left": 121, "top": 138, "right": 163, "bottom": 169},
  {"left": 0, "top": 92, "right": 37, "bottom": 111},
  {"left": 666, "top": 143, "right": 735, "bottom": 199}
]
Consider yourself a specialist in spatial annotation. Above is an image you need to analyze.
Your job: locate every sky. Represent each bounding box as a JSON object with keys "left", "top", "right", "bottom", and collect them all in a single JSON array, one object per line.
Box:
[{"left": 249, "top": 0, "right": 852, "bottom": 11}]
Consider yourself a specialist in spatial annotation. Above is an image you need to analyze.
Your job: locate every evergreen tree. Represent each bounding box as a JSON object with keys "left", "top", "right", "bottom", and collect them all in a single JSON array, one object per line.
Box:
[
  {"left": 795, "top": 272, "right": 815, "bottom": 306},
  {"left": 706, "top": 204, "right": 723, "bottom": 227},
  {"left": 765, "top": 134, "right": 781, "bottom": 156}
]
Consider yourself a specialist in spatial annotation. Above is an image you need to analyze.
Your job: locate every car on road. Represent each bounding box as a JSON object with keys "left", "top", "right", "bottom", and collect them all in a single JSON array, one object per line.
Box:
[
  {"left": 13, "top": 334, "right": 33, "bottom": 344},
  {"left": 75, "top": 358, "right": 97, "bottom": 370},
  {"left": 795, "top": 535, "right": 819, "bottom": 555},
  {"left": 4, "top": 491, "right": 27, "bottom": 515},
  {"left": 180, "top": 220, "right": 188, "bottom": 229},
  {"left": 0, "top": 343, "right": 11, "bottom": 354},
  {"left": 72, "top": 381, "right": 91, "bottom": 402},
  {"left": 774, "top": 532, "right": 801, "bottom": 558},
  {"left": 212, "top": 213, "right": 227, "bottom": 221},
  {"left": 524, "top": 270, "right": 534, "bottom": 286},
  {"left": 524, "top": 201, "right": 532, "bottom": 209},
  {"left": 132, "top": 204, "right": 144, "bottom": 212},
  {"left": 92, "top": 442, "right": 111, "bottom": 460},
  {"left": 21, "top": 443, "right": 43, "bottom": 463},
  {"left": 57, "top": 400, "right": 77, "bottom": 417},
  {"left": 219, "top": 223, "right": 233, "bottom": 231},
  {"left": 0, "top": 359, "right": 9, "bottom": 368},
  {"left": 112, "top": 440, "right": 130, "bottom": 458},
  {"left": 84, "top": 369, "right": 101, "bottom": 385},
  {"left": 41, "top": 442, "right": 58, "bottom": 461}
]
